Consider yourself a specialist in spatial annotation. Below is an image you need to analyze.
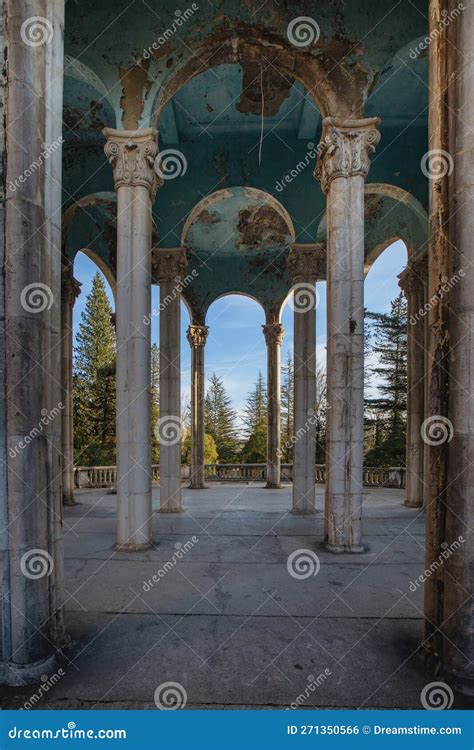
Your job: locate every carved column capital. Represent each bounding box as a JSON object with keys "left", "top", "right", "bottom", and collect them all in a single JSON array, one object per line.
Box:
[
  {"left": 153, "top": 247, "right": 188, "bottom": 283},
  {"left": 103, "top": 127, "right": 161, "bottom": 198},
  {"left": 262, "top": 322, "right": 285, "bottom": 347},
  {"left": 187, "top": 324, "right": 209, "bottom": 348},
  {"left": 398, "top": 257, "right": 427, "bottom": 296},
  {"left": 62, "top": 273, "right": 81, "bottom": 307},
  {"left": 315, "top": 117, "right": 381, "bottom": 194},
  {"left": 287, "top": 243, "right": 326, "bottom": 282}
]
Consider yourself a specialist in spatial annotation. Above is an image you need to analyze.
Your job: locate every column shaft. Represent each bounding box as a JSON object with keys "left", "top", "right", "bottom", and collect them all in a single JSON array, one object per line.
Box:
[
  {"left": 316, "top": 118, "right": 380, "bottom": 552},
  {"left": 1, "top": 0, "right": 66, "bottom": 684},
  {"left": 61, "top": 274, "right": 81, "bottom": 506},
  {"left": 187, "top": 324, "right": 208, "bottom": 489},
  {"left": 287, "top": 247, "right": 323, "bottom": 513},
  {"left": 156, "top": 249, "right": 187, "bottom": 512},
  {"left": 400, "top": 264, "right": 426, "bottom": 508},
  {"left": 263, "top": 322, "right": 284, "bottom": 489},
  {"left": 104, "top": 128, "right": 158, "bottom": 550}
]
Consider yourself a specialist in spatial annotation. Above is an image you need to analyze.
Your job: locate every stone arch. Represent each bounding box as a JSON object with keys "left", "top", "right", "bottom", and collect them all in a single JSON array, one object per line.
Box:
[
  {"left": 147, "top": 31, "right": 337, "bottom": 128},
  {"left": 204, "top": 290, "right": 266, "bottom": 322}
]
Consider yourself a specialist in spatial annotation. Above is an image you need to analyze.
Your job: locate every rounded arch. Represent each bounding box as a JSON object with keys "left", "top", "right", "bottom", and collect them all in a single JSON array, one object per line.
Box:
[
  {"left": 147, "top": 32, "right": 336, "bottom": 128},
  {"left": 205, "top": 290, "right": 266, "bottom": 321},
  {"left": 181, "top": 186, "right": 296, "bottom": 248},
  {"left": 74, "top": 248, "right": 117, "bottom": 302}
]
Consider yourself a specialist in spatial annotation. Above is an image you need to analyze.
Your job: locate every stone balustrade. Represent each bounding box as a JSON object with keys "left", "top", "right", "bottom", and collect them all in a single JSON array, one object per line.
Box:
[{"left": 74, "top": 464, "right": 406, "bottom": 489}]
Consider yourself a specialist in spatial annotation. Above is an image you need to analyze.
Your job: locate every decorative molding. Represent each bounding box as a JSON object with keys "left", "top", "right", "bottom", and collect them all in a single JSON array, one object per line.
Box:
[
  {"left": 62, "top": 274, "right": 81, "bottom": 307},
  {"left": 103, "top": 127, "right": 161, "bottom": 197},
  {"left": 187, "top": 324, "right": 209, "bottom": 348},
  {"left": 262, "top": 322, "right": 285, "bottom": 347},
  {"left": 153, "top": 247, "right": 188, "bottom": 283},
  {"left": 287, "top": 243, "right": 326, "bottom": 281},
  {"left": 398, "top": 257, "right": 428, "bottom": 296},
  {"left": 315, "top": 117, "right": 381, "bottom": 194}
]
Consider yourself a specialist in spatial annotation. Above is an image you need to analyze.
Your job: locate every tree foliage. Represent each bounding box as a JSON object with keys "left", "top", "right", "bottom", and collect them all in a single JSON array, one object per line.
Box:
[{"left": 204, "top": 373, "right": 239, "bottom": 462}]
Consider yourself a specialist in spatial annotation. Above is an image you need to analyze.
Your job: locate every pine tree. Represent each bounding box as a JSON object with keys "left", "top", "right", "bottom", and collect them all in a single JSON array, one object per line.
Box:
[
  {"left": 204, "top": 373, "right": 239, "bottom": 462},
  {"left": 240, "top": 371, "right": 267, "bottom": 463},
  {"left": 73, "top": 272, "right": 116, "bottom": 465},
  {"left": 364, "top": 292, "right": 408, "bottom": 466},
  {"left": 151, "top": 343, "right": 160, "bottom": 464}
]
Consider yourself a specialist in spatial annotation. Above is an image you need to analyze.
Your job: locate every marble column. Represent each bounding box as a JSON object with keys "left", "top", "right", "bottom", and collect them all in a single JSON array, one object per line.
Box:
[
  {"left": 1, "top": 0, "right": 66, "bottom": 685},
  {"left": 155, "top": 249, "right": 188, "bottom": 512},
  {"left": 61, "top": 270, "right": 81, "bottom": 507},
  {"left": 187, "top": 323, "right": 209, "bottom": 489},
  {"left": 399, "top": 259, "right": 426, "bottom": 509},
  {"left": 316, "top": 117, "right": 380, "bottom": 552},
  {"left": 442, "top": 0, "right": 474, "bottom": 695},
  {"left": 103, "top": 128, "right": 159, "bottom": 550},
  {"left": 263, "top": 318, "right": 284, "bottom": 488},
  {"left": 287, "top": 246, "right": 322, "bottom": 514}
]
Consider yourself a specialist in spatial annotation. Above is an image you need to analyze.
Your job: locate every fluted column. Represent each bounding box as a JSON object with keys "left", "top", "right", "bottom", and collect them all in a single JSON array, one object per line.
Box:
[
  {"left": 61, "top": 270, "right": 81, "bottom": 507},
  {"left": 263, "top": 319, "right": 284, "bottom": 489},
  {"left": 399, "top": 258, "right": 427, "bottom": 509},
  {"left": 316, "top": 117, "right": 380, "bottom": 552},
  {"left": 287, "top": 246, "right": 322, "bottom": 514},
  {"left": 103, "top": 128, "right": 159, "bottom": 550},
  {"left": 155, "top": 249, "right": 188, "bottom": 512},
  {"left": 187, "top": 323, "right": 208, "bottom": 489}
]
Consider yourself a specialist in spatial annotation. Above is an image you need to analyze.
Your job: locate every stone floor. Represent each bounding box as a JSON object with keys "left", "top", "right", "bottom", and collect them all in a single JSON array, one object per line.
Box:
[{"left": 1, "top": 483, "right": 455, "bottom": 709}]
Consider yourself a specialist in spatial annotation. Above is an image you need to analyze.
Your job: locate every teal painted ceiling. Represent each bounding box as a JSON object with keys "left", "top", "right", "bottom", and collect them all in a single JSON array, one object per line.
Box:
[{"left": 62, "top": 0, "right": 430, "bottom": 317}]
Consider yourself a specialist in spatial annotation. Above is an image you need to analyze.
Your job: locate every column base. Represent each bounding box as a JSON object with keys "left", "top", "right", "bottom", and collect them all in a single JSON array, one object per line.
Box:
[
  {"left": 115, "top": 541, "right": 154, "bottom": 552},
  {"left": 62, "top": 495, "right": 76, "bottom": 507},
  {"left": 291, "top": 507, "right": 316, "bottom": 515},
  {"left": 265, "top": 482, "right": 282, "bottom": 489},
  {"left": 158, "top": 506, "right": 185, "bottom": 513},
  {"left": 325, "top": 542, "right": 366, "bottom": 554},
  {"left": 189, "top": 484, "right": 208, "bottom": 490},
  {"left": 403, "top": 500, "right": 423, "bottom": 509},
  {"left": 3, "top": 652, "right": 58, "bottom": 687}
]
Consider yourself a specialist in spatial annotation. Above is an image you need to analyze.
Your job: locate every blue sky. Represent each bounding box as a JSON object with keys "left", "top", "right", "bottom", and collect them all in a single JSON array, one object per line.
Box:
[{"left": 73, "top": 240, "right": 407, "bottom": 427}]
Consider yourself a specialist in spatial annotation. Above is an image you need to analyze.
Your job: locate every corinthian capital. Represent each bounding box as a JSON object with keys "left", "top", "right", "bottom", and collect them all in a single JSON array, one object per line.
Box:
[
  {"left": 154, "top": 247, "right": 188, "bottom": 283},
  {"left": 315, "top": 117, "right": 381, "bottom": 194},
  {"left": 103, "top": 127, "right": 161, "bottom": 197},
  {"left": 62, "top": 272, "right": 81, "bottom": 307},
  {"left": 187, "top": 324, "right": 209, "bottom": 348},
  {"left": 262, "top": 322, "right": 284, "bottom": 347},
  {"left": 287, "top": 243, "right": 326, "bottom": 282}
]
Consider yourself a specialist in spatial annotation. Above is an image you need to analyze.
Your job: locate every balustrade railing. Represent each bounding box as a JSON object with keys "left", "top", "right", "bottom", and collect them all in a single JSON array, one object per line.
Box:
[{"left": 74, "top": 463, "right": 406, "bottom": 489}]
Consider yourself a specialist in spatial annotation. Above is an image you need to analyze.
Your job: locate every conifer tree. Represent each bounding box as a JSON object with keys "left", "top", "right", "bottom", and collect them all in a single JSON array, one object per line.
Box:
[
  {"left": 73, "top": 272, "right": 116, "bottom": 465},
  {"left": 280, "top": 351, "right": 294, "bottom": 463},
  {"left": 240, "top": 371, "right": 268, "bottom": 463},
  {"left": 204, "top": 373, "right": 239, "bottom": 462},
  {"left": 365, "top": 292, "right": 408, "bottom": 466}
]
